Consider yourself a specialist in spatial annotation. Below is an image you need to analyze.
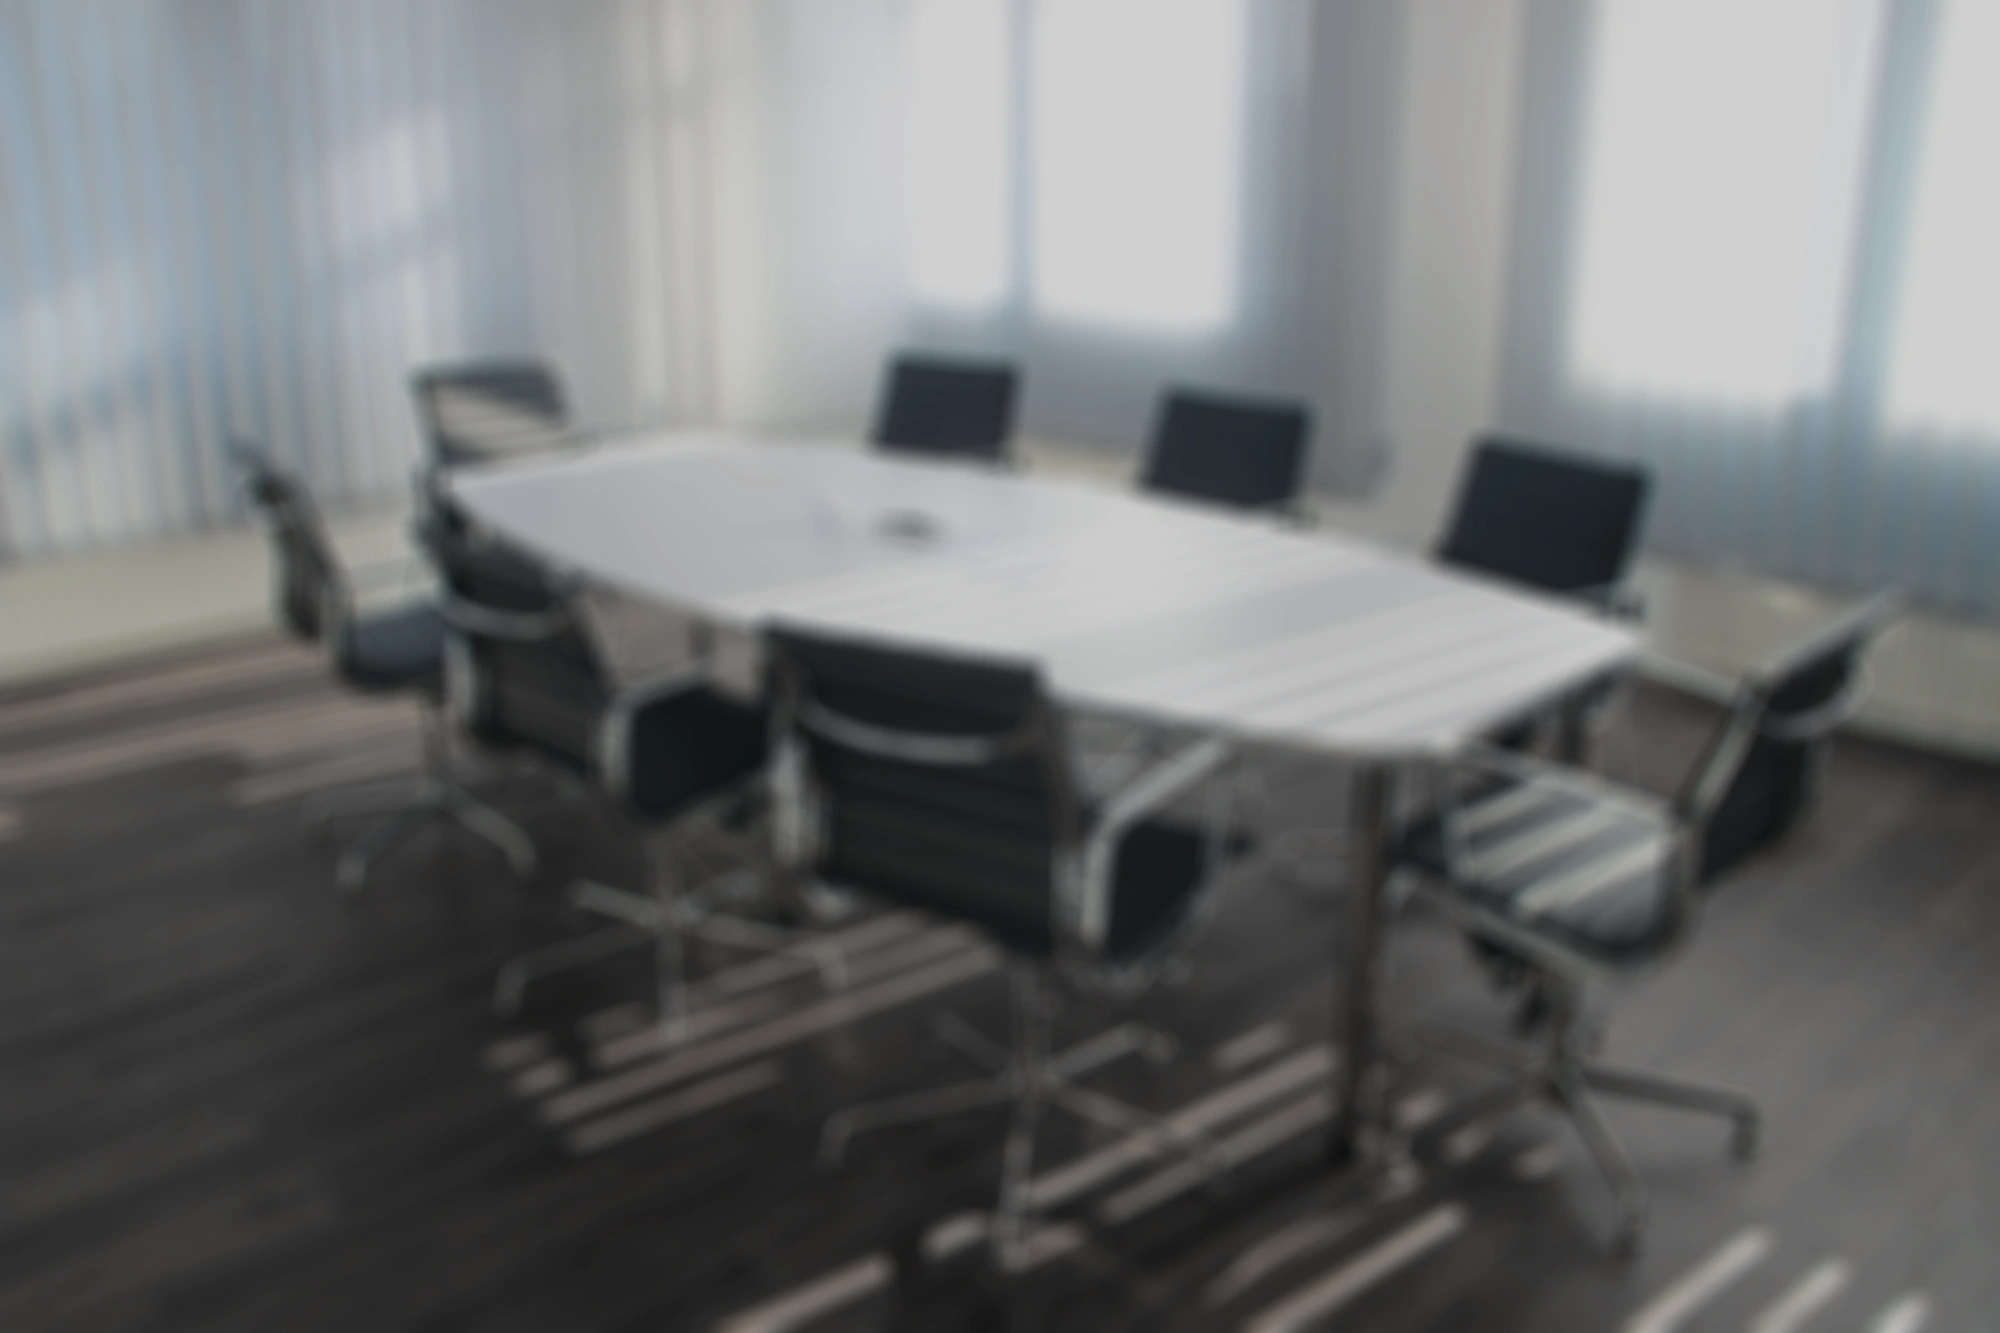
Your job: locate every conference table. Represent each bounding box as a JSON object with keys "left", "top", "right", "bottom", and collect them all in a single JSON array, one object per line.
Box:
[{"left": 449, "top": 430, "right": 1638, "bottom": 1162}]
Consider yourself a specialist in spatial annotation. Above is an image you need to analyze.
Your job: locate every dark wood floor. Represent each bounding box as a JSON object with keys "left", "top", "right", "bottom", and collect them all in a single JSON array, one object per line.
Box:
[{"left": 3, "top": 631, "right": 1996, "bottom": 1331}]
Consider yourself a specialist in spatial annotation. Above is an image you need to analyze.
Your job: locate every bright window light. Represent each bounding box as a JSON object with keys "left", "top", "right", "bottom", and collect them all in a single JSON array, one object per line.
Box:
[
  {"left": 907, "top": 0, "right": 1012, "bottom": 308},
  {"left": 1886, "top": 0, "right": 2000, "bottom": 434},
  {"left": 1566, "top": 0, "right": 1882, "bottom": 406},
  {"left": 1030, "top": 0, "right": 1243, "bottom": 331}
]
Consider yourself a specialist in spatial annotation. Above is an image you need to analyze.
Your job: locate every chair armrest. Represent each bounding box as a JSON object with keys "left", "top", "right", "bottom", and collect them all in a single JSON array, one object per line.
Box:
[
  {"left": 1761, "top": 663, "right": 1873, "bottom": 741},
  {"left": 1075, "top": 738, "right": 1232, "bottom": 951},
  {"left": 1451, "top": 744, "right": 1671, "bottom": 814},
  {"left": 1631, "top": 650, "right": 1741, "bottom": 704},
  {"left": 437, "top": 588, "right": 575, "bottom": 642},
  {"left": 1569, "top": 581, "right": 1647, "bottom": 621},
  {"left": 795, "top": 698, "right": 1035, "bottom": 767},
  {"left": 1076, "top": 720, "right": 1173, "bottom": 792}
]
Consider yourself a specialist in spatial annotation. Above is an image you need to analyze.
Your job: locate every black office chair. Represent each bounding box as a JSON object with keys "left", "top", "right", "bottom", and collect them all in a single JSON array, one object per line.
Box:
[
  {"left": 1392, "top": 592, "right": 1897, "bottom": 1254},
  {"left": 433, "top": 538, "right": 844, "bottom": 1026},
  {"left": 431, "top": 531, "right": 613, "bottom": 782},
  {"left": 1437, "top": 436, "right": 1651, "bottom": 608},
  {"left": 485, "top": 661, "right": 832, "bottom": 1030},
  {"left": 1435, "top": 436, "right": 1654, "bottom": 761},
  {"left": 769, "top": 626, "right": 1250, "bottom": 1270},
  {"left": 1140, "top": 387, "right": 1313, "bottom": 514},
  {"left": 410, "top": 359, "right": 578, "bottom": 562},
  {"left": 411, "top": 359, "right": 572, "bottom": 468},
  {"left": 871, "top": 353, "right": 1019, "bottom": 464},
  {"left": 232, "top": 443, "right": 536, "bottom": 893}
]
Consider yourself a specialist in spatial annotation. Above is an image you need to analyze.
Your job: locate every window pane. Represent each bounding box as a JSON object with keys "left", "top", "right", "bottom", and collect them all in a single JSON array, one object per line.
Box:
[
  {"left": 907, "top": 0, "right": 1012, "bottom": 307},
  {"left": 1566, "top": 0, "right": 1882, "bottom": 405},
  {"left": 1886, "top": 0, "right": 2000, "bottom": 433},
  {"left": 1030, "top": 0, "right": 1243, "bottom": 331}
]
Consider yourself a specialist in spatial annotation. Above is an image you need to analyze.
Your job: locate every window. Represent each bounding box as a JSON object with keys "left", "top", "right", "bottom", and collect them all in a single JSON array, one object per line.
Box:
[
  {"left": 906, "top": 0, "right": 1012, "bottom": 308},
  {"left": 1885, "top": 0, "right": 2000, "bottom": 434},
  {"left": 1030, "top": 0, "right": 1244, "bottom": 331},
  {"left": 903, "top": 0, "right": 1247, "bottom": 332},
  {"left": 1565, "top": 0, "right": 1883, "bottom": 406}
]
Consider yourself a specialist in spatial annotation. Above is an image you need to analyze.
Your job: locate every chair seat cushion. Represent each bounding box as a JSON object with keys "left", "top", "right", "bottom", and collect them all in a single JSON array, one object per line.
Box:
[
  {"left": 341, "top": 602, "right": 446, "bottom": 693},
  {"left": 1398, "top": 774, "right": 1676, "bottom": 966}
]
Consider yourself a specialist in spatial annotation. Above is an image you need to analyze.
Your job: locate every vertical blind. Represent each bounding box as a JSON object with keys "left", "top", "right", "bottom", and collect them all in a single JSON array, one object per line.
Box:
[
  {"left": 1503, "top": 0, "right": 2000, "bottom": 618},
  {"left": 1, "top": 0, "right": 1412, "bottom": 562},
  {"left": 0, "top": 0, "right": 717, "bottom": 563}
]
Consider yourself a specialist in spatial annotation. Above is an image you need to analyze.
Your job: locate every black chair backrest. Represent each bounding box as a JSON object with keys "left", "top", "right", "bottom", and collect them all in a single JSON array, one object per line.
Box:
[
  {"left": 1678, "top": 594, "right": 1897, "bottom": 881},
  {"left": 768, "top": 627, "right": 1078, "bottom": 956},
  {"left": 871, "top": 354, "right": 1019, "bottom": 463},
  {"left": 433, "top": 532, "right": 613, "bottom": 774},
  {"left": 232, "top": 443, "right": 346, "bottom": 643},
  {"left": 1140, "top": 388, "right": 1312, "bottom": 512},
  {"left": 412, "top": 359, "right": 570, "bottom": 468},
  {"left": 1437, "top": 436, "right": 1651, "bottom": 599}
]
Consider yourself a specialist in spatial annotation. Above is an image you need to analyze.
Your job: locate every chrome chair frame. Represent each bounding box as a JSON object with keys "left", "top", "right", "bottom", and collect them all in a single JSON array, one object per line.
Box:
[
  {"left": 234, "top": 443, "right": 536, "bottom": 896},
  {"left": 1399, "top": 593, "right": 1898, "bottom": 1254},
  {"left": 487, "top": 664, "right": 849, "bottom": 1029}
]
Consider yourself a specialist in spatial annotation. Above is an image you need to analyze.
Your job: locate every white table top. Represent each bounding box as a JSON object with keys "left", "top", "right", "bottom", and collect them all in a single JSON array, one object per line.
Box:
[{"left": 449, "top": 432, "right": 1637, "bottom": 760}]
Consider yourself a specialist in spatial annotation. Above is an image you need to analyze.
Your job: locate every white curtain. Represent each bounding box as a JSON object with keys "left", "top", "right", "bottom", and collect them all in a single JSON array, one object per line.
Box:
[
  {"left": 1, "top": 0, "right": 1409, "bottom": 563},
  {"left": 1501, "top": 0, "right": 2000, "bottom": 618},
  {"left": 0, "top": 0, "right": 720, "bottom": 562}
]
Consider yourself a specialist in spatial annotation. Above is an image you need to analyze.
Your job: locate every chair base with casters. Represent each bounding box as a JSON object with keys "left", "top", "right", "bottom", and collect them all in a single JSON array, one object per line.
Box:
[
  {"left": 318, "top": 775, "right": 538, "bottom": 896},
  {"left": 303, "top": 684, "right": 538, "bottom": 896},
  {"left": 490, "top": 809, "right": 848, "bottom": 1026},
  {"left": 1396, "top": 978, "right": 1756, "bottom": 1258},
  {"left": 485, "top": 674, "right": 856, "bottom": 1038},
  {"left": 820, "top": 964, "right": 1226, "bottom": 1272}
]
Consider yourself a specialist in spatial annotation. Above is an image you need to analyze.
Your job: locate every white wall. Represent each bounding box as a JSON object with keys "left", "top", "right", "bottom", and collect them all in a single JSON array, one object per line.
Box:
[
  {"left": 1372, "top": 0, "right": 1530, "bottom": 548},
  {"left": 706, "top": 0, "right": 912, "bottom": 433}
]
